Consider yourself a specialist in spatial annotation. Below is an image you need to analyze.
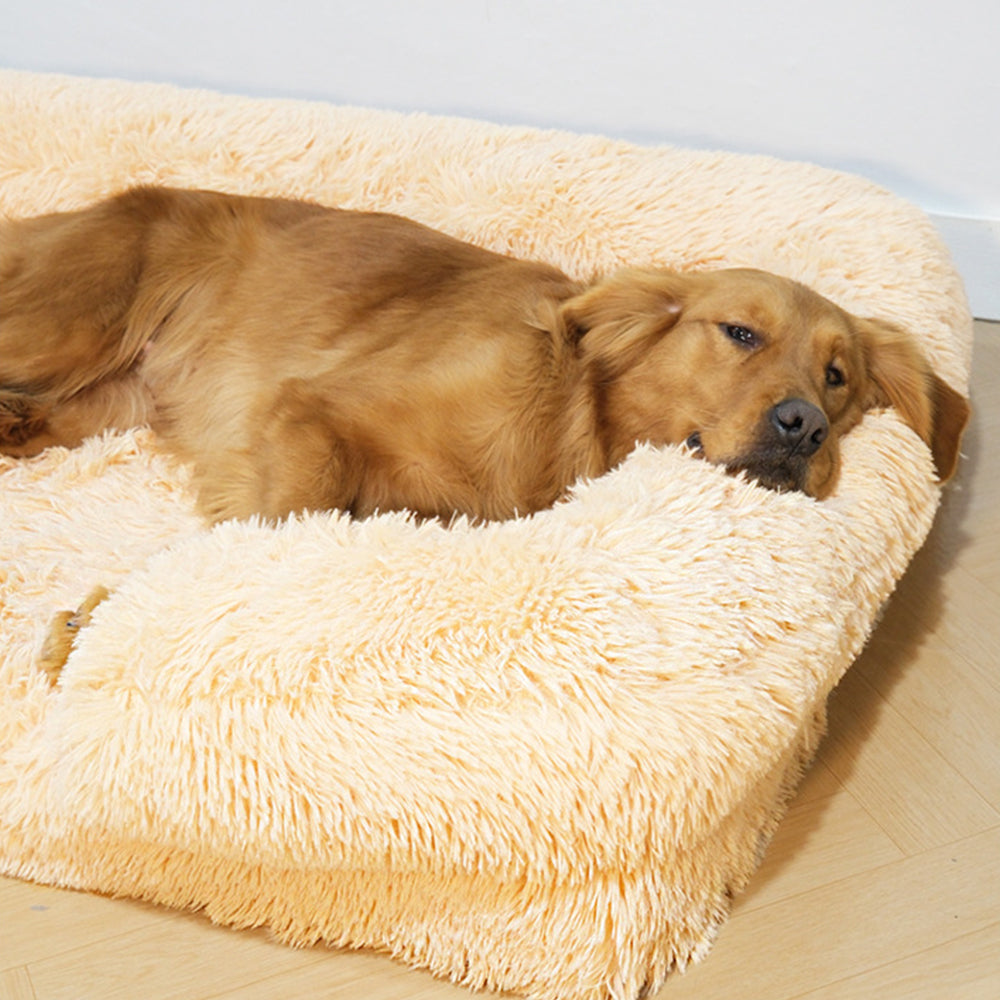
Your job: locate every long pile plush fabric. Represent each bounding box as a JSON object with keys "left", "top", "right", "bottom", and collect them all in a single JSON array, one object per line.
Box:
[{"left": 0, "top": 70, "right": 972, "bottom": 1000}]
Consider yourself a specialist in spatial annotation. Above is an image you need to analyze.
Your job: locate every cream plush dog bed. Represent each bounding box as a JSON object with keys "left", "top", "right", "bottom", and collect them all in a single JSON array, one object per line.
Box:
[{"left": 0, "top": 71, "right": 972, "bottom": 999}]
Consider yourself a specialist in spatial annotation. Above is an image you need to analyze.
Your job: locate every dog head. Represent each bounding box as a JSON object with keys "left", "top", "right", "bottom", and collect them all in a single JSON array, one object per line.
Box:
[{"left": 563, "top": 267, "right": 969, "bottom": 498}]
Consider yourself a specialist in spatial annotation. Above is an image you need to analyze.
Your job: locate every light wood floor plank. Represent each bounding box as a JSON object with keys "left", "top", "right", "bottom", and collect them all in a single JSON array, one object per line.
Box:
[
  {"left": 208, "top": 949, "right": 469, "bottom": 1000},
  {"left": 787, "top": 758, "right": 842, "bottom": 806},
  {"left": 738, "top": 785, "right": 903, "bottom": 913},
  {"left": 0, "top": 877, "right": 180, "bottom": 972},
  {"left": 819, "top": 669, "right": 998, "bottom": 854},
  {"left": 0, "top": 966, "right": 38, "bottom": 1000},
  {"left": 921, "top": 566, "right": 1000, "bottom": 686},
  {"left": 854, "top": 630, "right": 1000, "bottom": 809},
  {"left": 657, "top": 826, "right": 1000, "bottom": 1000},
  {"left": 25, "top": 915, "right": 326, "bottom": 1000},
  {"left": 792, "top": 922, "right": 1000, "bottom": 1000},
  {"left": 858, "top": 559, "right": 1000, "bottom": 696}
]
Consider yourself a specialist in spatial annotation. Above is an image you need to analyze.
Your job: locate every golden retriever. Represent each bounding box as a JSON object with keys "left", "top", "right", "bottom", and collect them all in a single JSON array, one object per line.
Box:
[{"left": 1, "top": 186, "right": 969, "bottom": 525}]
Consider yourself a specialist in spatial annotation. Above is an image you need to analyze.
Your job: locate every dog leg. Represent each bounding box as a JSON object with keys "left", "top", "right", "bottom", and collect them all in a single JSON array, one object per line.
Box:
[
  {"left": 38, "top": 585, "right": 111, "bottom": 684},
  {"left": 193, "top": 381, "right": 364, "bottom": 522}
]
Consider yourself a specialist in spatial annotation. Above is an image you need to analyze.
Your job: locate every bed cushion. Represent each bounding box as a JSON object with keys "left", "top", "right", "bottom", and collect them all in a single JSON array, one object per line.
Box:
[{"left": 0, "top": 70, "right": 972, "bottom": 1000}]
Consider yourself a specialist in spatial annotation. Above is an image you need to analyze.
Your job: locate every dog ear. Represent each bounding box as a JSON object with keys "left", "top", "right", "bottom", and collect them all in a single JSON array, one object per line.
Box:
[
  {"left": 859, "top": 318, "right": 970, "bottom": 483},
  {"left": 562, "top": 270, "right": 687, "bottom": 377}
]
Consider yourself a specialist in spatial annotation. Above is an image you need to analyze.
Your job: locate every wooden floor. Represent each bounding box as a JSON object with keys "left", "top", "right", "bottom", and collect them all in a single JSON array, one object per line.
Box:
[{"left": 2, "top": 322, "right": 998, "bottom": 1000}]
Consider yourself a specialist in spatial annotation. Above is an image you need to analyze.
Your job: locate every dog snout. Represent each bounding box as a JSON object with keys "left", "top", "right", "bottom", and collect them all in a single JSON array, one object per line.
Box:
[{"left": 770, "top": 398, "right": 828, "bottom": 457}]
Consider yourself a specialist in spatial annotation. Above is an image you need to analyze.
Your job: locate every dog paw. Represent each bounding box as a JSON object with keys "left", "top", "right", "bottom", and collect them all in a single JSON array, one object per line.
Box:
[
  {"left": 38, "top": 585, "right": 111, "bottom": 683},
  {"left": 0, "top": 389, "right": 47, "bottom": 447}
]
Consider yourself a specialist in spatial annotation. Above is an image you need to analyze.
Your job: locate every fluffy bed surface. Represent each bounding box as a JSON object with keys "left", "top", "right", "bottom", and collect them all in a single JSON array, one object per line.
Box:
[{"left": 0, "top": 71, "right": 972, "bottom": 1000}]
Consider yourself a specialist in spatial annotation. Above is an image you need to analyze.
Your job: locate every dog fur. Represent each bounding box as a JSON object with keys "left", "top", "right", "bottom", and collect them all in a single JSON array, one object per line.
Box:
[{"left": 0, "top": 186, "right": 970, "bottom": 523}]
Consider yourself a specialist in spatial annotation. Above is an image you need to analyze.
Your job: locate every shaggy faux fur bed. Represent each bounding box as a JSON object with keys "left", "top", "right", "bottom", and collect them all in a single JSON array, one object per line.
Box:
[{"left": 0, "top": 71, "right": 972, "bottom": 1000}]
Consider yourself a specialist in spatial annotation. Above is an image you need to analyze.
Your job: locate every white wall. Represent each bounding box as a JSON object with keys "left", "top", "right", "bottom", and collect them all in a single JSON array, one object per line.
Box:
[{"left": 3, "top": 0, "right": 998, "bottom": 315}]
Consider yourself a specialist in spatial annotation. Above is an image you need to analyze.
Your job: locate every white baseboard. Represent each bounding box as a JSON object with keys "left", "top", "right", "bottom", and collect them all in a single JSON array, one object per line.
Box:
[{"left": 928, "top": 214, "right": 1000, "bottom": 321}]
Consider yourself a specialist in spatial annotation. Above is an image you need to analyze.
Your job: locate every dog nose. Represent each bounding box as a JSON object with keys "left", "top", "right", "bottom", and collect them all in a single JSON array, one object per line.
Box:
[{"left": 770, "top": 398, "right": 828, "bottom": 456}]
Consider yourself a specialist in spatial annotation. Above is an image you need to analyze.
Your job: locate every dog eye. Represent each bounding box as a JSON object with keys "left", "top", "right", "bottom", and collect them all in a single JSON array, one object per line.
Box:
[
  {"left": 825, "top": 363, "right": 846, "bottom": 387},
  {"left": 722, "top": 324, "right": 759, "bottom": 348}
]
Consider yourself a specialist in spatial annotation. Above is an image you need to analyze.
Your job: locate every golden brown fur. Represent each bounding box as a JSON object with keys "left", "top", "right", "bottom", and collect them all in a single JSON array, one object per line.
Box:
[{"left": 0, "top": 187, "right": 969, "bottom": 523}]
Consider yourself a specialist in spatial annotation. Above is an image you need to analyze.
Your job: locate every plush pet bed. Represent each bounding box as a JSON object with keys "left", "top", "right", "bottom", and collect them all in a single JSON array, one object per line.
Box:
[{"left": 0, "top": 71, "right": 972, "bottom": 1000}]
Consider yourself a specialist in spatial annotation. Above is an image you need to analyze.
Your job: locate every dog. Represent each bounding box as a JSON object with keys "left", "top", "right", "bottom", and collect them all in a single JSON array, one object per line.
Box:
[{"left": 1, "top": 186, "right": 969, "bottom": 527}]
